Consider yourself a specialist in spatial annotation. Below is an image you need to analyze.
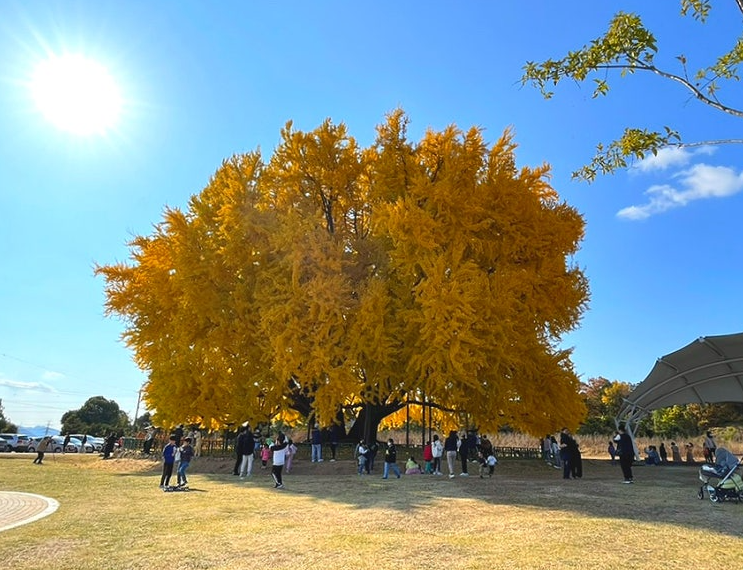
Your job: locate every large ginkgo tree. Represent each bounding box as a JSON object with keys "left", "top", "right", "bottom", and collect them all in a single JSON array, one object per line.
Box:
[{"left": 95, "top": 110, "right": 589, "bottom": 441}]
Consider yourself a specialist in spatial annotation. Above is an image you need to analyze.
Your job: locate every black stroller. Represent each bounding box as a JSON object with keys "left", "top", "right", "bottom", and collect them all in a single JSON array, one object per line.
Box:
[{"left": 697, "top": 447, "right": 743, "bottom": 503}]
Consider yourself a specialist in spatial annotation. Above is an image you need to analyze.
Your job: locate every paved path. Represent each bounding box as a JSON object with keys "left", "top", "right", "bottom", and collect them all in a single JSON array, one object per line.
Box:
[{"left": 0, "top": 491, "right": 59, "bottom": 532}]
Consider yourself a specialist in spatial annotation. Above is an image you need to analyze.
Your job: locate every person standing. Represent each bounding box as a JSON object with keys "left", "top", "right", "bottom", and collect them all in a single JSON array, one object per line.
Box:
[
  {"left": 615, "top": 426, "right": 634, "bottom": 484},
  {"left": 431, "top": 434, "right": 444, "bottom": 475},
  {"left": 63, "top": 433, "right": 71, "bottom": 453},
  {"left": 310, "top": 424, "right": 323, "bottom": 462},
  {"left": 33, "top": 436, "right": 51, "bottom": 464},
  {"left": 270, "top": 433, "right": 289, "bottom": 489},
  {"left": 103, "top": 433, "right": 117, "bottom": 459},
  {"left": 355, "top": 440, "right": 369, "bottom": 475},
  {"left": 173, "top": 424, "right": 184, "bottom": 447},
  {"left": 542, "top": 435, "right": 552, "bottom": 462},
  {"left": 193, "top": 429, "right": 203, "bottom": 457},
  {"left": 559, "top": 427, "right": 577, "bottom": 480},
  {"left": 143, "top": 428, "right": 154, "bottom": 455},
  {"left": 284, "top": 438, "right": 297, "bottom": 474},
  {"left": 459, "top": 433, "right": 470, "bottom": 476},
  {"left": 479, "top": 434, "right": 493, "bottom": 457},
  {"left": 685, "top": 442, "right": 696, "bottom": 463},
  {"left": 177, "top": 437, "right": 194, "bottom": 488},
  {"left": 550, "top": 435, "right": 561, "bottom": 468},
  {"left": 160, "top": 435, "right": 177, "bottom": 488},
  {"left": 703, "top": 431, "right": 717, "bottom": 464},
  {"left": 670, "top": 441, "right": 682, "bottom": 463},
  {"left": 659, "top": 442, "right": 668, "bottom": 464},
  {"left": 444, "top": 430, "right": 459, "bottom": 479},
  {"left": 233, "top": 427, "right": 245, "bottom": 475},
  {"left": 422, "top": 440, "right": 434, "bottom": 474},
  {"left": 239, "top": 426, "right": 255, "bottom": 479},
  {"left": 382, "top": 438, "right": 401, "bottom": 479}
]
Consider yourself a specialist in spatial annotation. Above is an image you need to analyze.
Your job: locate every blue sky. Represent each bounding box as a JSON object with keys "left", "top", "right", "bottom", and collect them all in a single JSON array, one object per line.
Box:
[{"left": 1, "top": 1, "right": 741, "bottom": 430}]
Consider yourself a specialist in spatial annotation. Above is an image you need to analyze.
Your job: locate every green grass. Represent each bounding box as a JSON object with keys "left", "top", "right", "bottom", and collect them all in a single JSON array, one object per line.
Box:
[{"left": 1, "top": 451, "right": 742, "bottom": 569}]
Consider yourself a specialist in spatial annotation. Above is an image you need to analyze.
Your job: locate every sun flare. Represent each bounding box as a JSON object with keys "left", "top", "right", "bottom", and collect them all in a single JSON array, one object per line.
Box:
[{"left": 31, "top": 54, "right": 122, "bottom": 135}]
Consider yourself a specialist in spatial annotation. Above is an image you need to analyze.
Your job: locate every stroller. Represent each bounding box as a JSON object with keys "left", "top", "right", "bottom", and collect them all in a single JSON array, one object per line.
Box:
[{"left": 697, "top": 447, "right": 743, "bottom": 503}]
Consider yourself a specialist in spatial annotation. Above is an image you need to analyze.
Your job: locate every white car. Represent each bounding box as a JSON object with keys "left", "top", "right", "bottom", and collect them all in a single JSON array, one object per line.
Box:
[
  {"left": 0, "top": 433, "right": 31, "bottom": 452},
  {"left": 27, "top": 436, "right": 61, "bottom": 453},
  {"left": 68, "top": 437, "right": 95, "bottom": 453},
  {"left": 27, "top": 435, "right": 88, "bottom": 453},
  {"left": 70, "top": 434, "right": 102, "bottom": 452}
]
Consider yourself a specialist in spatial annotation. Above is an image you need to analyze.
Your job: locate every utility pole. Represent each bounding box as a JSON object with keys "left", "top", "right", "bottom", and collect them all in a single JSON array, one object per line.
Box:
[{"left": 133, "top": 387, "right": 143, "bottom": 431}]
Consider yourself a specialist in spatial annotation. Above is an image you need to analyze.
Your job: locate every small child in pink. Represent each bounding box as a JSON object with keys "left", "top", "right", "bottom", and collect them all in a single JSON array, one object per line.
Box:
[
  {"left": 261, "top": 443, "right": 270, "bottom": 468},
  {"left": 285, "top": 439, "right": 297, "bottom": 473}
]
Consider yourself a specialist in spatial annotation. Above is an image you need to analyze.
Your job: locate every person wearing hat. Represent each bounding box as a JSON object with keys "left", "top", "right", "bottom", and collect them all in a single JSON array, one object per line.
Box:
[{"left": 143, "top": 426, "right": 155, "bottom": 455}]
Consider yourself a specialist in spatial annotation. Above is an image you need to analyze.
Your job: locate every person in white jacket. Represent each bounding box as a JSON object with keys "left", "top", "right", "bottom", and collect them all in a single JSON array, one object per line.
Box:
[{"left": 431, "top": 434, "right": 444, "bottom": 475}]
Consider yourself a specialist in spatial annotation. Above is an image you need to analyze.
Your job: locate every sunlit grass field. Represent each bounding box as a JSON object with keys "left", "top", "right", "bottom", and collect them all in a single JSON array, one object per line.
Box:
[{"left": 1, "top": 446, "right": 743, "bottom": 570}]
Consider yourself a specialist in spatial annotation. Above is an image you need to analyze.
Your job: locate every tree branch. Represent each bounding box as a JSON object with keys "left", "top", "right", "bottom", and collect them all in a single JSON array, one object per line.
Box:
[{"left": 595, "top": 61, "right": 743, "bottom": 118}]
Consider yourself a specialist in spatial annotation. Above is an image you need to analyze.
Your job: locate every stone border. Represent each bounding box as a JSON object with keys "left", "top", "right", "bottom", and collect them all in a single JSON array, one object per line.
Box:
[{"left": 0, "top": 492, "right": 59, "bottom": 533}]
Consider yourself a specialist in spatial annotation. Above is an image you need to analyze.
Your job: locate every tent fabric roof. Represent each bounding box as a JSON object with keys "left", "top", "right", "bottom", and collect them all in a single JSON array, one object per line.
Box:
[{"left": 618, "top": 332, "right": 743, "bottom": 422}]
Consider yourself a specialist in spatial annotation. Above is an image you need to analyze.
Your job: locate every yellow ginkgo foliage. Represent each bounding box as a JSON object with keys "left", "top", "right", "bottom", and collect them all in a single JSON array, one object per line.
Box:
[{"left": 96, "top": 110, "right": 588, "bottom": 439}]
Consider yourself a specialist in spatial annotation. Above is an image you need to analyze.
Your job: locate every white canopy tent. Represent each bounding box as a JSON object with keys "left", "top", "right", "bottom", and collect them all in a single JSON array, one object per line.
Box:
[{"left": 616, "top": 332, "right": 743, "bottom": 454}]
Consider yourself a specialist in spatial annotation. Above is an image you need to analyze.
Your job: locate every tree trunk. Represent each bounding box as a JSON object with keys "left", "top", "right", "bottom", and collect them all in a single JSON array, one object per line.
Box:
[{"left": 346, "top": 401, "right": 404, "bottom": 444}]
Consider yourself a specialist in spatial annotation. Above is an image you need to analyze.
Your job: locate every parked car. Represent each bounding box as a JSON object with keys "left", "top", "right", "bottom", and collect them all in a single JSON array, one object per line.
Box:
[
  {"left": 69, "top": 434, "right": 102, "bottom": 452},
  {"left": 0, "top": 438, "right": 9, "bottom": 452},
  {"left": 0, "top": 433, "right": 31, "bottom": 452},
  {"left": 68, "top": 436, "right": 94, "bottom": 453},
  {"left": 27, "top": 435, "right": 77, "bottom": 454}
]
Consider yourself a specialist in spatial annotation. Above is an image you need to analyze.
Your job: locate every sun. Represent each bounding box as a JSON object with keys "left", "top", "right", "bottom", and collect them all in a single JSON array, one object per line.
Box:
[{"left": 30, "top": 54, "right": 122, "bottom": 136}]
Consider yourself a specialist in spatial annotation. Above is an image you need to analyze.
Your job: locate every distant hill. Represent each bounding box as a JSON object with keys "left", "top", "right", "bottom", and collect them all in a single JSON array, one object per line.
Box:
[{"left": 19, "top": 426, "right": 61, "bottom": 438}]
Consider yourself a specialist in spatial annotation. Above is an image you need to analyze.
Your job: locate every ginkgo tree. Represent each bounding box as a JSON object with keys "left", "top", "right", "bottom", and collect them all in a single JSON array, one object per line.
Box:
[
  {"left": 522, "top": 1, "right": 743, "bottom": 181},
  {"left": 96, "top": 110, "right": 589, "bottom": 441}
]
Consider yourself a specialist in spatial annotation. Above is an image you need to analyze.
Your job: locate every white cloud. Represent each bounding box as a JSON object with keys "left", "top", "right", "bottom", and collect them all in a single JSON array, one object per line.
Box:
[
  {"left": 41, "top": 370, "right": 65, "bottom": 381},
  {"left": 0, "top": 378, "right": 57, "bottom": 393},
  {"left": 632, "top": 146, "right": 715, "bottom": 173},
  {"left": 618, "top": 163, "right": 743, "bottom": 220}
]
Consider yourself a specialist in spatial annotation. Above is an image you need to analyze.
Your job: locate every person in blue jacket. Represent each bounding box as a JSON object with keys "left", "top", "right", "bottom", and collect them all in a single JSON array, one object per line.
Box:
[{"left": 160, "top": 435, "right": 177, "bottom": 488}]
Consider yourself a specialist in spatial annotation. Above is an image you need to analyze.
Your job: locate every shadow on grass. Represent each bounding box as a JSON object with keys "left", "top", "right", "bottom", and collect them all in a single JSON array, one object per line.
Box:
[{"left": 111, "top": 452, "right": 743, "bottom": 537}]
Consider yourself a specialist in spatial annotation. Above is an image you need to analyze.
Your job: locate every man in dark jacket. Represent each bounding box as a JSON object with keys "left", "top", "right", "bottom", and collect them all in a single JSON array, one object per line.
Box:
[
  {"left": 559, "top": 427, "right": 578, "bottom": 480},
  {"left": 233, "top": 426, "right": 247, "bottom": 475},
  {"left": 615, "top": 426, "right": 634, "bottom": 483},
  {"left": 382, "top": 438, "right": 401, "bottom": 479},
  {"left": 444, "top": 430, "right": 459, "bottom": 479}
]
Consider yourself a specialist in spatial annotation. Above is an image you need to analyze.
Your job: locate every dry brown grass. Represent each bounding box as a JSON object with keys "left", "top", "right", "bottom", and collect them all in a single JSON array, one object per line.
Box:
[{"left": 1, "top": 448, "right": 742, "bottom": 570}]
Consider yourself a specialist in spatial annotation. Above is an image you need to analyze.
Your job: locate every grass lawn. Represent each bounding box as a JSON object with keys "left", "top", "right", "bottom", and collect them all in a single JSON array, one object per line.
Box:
[{"left": 1, "top": 450, "right": 742, "bottom": 569}]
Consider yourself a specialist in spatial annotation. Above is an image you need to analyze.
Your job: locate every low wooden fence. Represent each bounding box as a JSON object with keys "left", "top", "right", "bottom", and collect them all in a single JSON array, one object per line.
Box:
[{"left": 122, "top": 436, "right": 540, "bottom": 460}]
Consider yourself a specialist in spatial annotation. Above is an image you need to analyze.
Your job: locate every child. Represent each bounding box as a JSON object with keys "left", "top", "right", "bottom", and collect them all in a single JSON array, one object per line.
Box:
[
  {"left": 405, "top": 455, "right": 422, "bottom": 475},
  {"left": 486, "top": 453, "right": 497, "bottom": 477},
  {"left": 261, "top": 442, "right": 271, "bottom": 468},
  {"left": 356, "top": 440, "right": 368, "bottom": 475},
  {"left": 608, "top": 440, "right": 617, "bottom": 464},
  {"left": 477, "top": 451, "right": 488, "bottom": 478},
  {"left": 284, "top": 438, "right": 297, "bottom": 474},
  {"left": 270, "top": 433, "right": 289, "bottom": 489},
  {"left": 177, "top": 437, "right": 194, "bottom": 488},
  {"left": 422, "top": 441, "right": 434, "bottom": 474},
  {"left": 160, "top": 435, "right": 177, "bottom": 488}
]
